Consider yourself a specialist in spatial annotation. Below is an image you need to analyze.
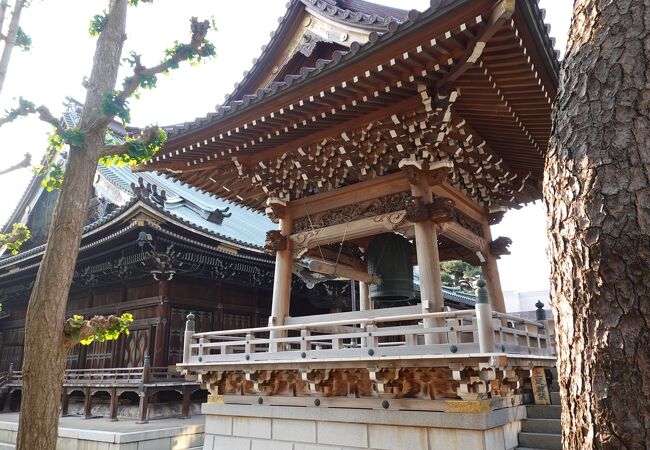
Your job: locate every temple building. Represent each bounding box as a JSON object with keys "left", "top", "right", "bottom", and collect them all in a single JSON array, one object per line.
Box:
[
  {"left": 140, "top": 0, "right": 561, "bottom": 449},
  {"left": 0, "top": 101, "right": 476, "bottom": 421}
]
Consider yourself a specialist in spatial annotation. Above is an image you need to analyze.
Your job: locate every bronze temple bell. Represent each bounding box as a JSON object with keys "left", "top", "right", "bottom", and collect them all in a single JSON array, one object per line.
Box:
[{"left": 366, "top": 233, "right": 414, "bottom": 306}]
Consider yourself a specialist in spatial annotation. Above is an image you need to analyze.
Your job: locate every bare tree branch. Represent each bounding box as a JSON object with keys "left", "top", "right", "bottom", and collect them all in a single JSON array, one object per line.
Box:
[
  {"left": 0, "top": 152, "right": 29, "bottom": 175},
  {"left": 35, "top": 104, "right": 62, "bottom": 132},
  {"left": 117, "top": 17, "right": 212, "bottom": 100}
]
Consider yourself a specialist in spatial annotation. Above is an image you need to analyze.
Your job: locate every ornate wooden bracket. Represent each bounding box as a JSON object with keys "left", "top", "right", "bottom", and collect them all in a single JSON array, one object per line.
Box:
[
  {"left": 264, "top": 230, "right": 287, "bottom": 256},
  {"left": 488, "top": 207, "right": 507, "bottom": 225},
  {"left": 488, "top": 236, "right": 512, "bottom": 258},
  {"left": 400, "top": 159, "right": 453, "bottom": 187},
  {"left": 265, "top": 197, "right": 288, "bottom": 223},
  {"left": 404, "top": 195, "right": 455, "bottom": 224}
]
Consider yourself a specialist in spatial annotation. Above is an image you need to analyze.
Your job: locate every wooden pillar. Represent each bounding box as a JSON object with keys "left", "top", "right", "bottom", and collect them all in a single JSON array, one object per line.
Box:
[
  {"left": 481, "top": 222, "right": 507, "bottom": 313},
  {"left": 359, "top": 281, "right": 372, "bottom": 311},
  {"left": 3, "top": 391, "right": 11, "bottom": 413},
  {"left": 153, "top": 281, "right": 169, "bottom": 367},
  {"left": 181, "top": 386, "right": 191, "bottom": 419},
  {"left": 136, "top": 390, "right": 148, "bottom": 424},
  {"left": 406, "top": 163, "right": 448, "bottom": 345},
  {"left": 267, "top": 200, "right": 293, "bottom": 349},
  {"left": 60, "top": 390, "right": 69, "bottom": 417},
  {"left": 109, "top": 388, "right": 118, "bottom": 422},
  {"left": 83, "top": 388, "right": 93, "bottom": 419}
]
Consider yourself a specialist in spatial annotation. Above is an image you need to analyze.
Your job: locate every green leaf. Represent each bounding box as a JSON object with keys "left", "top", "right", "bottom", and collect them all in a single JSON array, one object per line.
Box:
[
  {"left": 89, "top": 12, "right": 108, "bottom": 36},
  {"left": 15, "top": 27, "right": 31, "bottom": 52},
  {"left": 101, "top": 91, "right": 130, "bottom": 124}
]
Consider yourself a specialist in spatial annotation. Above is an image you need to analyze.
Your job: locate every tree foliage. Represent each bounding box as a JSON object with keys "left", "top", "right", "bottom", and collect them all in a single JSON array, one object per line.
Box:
[
  {"left": 0, "top": 223, "right": 30, "bottom": 254},
  {"left": 440, "top": 260, "right": 482, "bottom": 292},
  {"left": 63, "top": 313, "right": 133, "bottom": 347}
]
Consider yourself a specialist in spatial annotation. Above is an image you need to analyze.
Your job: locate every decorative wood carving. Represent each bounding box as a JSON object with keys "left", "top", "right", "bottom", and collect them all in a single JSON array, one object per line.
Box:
[
  {"left": 265, "top": 197, "right": 288, "bottom": 223},
  {"left": 488, "top": 236, "right": 512, "bottom": 258},
  {"left": 404, "top": 195, "right": 455, "bottom": 224},
  {"left": 291, "top": 210, "right": 407, "bottom": 259},
  {"left": 489, "top": 210, "right": 506, "bottom": 225},
  {"left": 293, "top": 192, "right": 410, "bottom": 232},
  {"left": 429, "top": 196, "right": 456, "bottom": 224},
  {"left": 199, "top": 364, "right": 533, "bottom": 404},
  {"left": 452, "top": 209, "right": 484, "bottom": 238},
  {"left": 264, "top": 230, "right": 287, "bottom": 255},
  {"left": 404, "top": 196, "right": 430, "bottom": 223}
]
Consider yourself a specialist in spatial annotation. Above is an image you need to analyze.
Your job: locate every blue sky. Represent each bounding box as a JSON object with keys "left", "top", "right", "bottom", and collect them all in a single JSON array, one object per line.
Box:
[{"left": 0, "top": 0, "right": 573, "bottom": 292}]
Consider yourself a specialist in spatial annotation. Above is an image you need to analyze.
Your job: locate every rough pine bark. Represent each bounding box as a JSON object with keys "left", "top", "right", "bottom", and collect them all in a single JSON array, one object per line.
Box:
[
  {"left": 544, "top": 0, "right": 650, "bottom": 448},
  {"left": 16, "top": 1, "right": 128, "bottom": 448}
]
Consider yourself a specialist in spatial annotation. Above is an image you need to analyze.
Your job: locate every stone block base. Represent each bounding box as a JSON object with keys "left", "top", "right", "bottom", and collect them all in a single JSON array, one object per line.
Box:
[{"left": 202, "top": 403, "right": 526, "bottom": 450}]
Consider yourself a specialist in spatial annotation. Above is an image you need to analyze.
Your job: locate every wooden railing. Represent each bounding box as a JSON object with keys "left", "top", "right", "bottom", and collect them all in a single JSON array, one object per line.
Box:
[
  {"left": 0, "top": 365, "right": 186, "bottom": 388},
  {"left": 180, "top": 306, "right": 555, "bottom": 367}
]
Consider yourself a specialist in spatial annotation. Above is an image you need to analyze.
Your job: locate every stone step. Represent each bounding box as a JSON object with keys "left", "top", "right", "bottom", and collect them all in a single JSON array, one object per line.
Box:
[
  {"left": 550, "top": 391, "right": 561, "bottom": 404},
  {"left": 522, "top": 418, "right": 562, "bottom": 434},
  {"left": 518, "top": 432, "right": 562, "bottom": 449},
  {"left": 527, "top": 404, "right": 561, "bottom": 419}
]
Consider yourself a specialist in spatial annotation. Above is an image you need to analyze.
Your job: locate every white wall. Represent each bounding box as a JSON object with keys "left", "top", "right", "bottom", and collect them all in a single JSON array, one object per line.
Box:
[{"left": 503, "top": 290, "right": 550, "bottom": 313}]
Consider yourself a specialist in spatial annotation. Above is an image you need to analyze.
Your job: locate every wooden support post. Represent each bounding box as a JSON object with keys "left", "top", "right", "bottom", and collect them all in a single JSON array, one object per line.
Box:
[
  {"left": 142, "top": 355, "right": 151, "bottom": 383},
  {"left": 267, "top": 200, "right": 293, "bottom": 351},
  {"left": 481, "top": 222, "right": 507, "bottom": 313},
  {"left": 60, "top": 390, "right": 69, "bottom": 417},
  {"left": 405, "top": 162, "right": 449, "bottom": 345},
  {"left": 153, "top": 281, "right": 169, "bottom": 367},
  {"left": 136, "top": 390, "right": 148, "bottom": 424},
  {"left": 359, "top": 281, "right": 371, "bottom": 311},
  {"left": 83, "top": 388, "right": 93, "bottom": 419},
  {"left": 181, "top": 386, "right": 191, "bottom": 419},
  {"left": 109, "top": 388, "right": 118, "bottom": 422},
  {"left": 3, "top": 392, "right": 11, "bottom": 413}
]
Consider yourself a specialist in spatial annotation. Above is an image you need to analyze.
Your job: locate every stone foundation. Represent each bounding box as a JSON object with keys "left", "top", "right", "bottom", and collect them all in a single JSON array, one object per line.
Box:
[
  {"left": 66, "top": 400, "right": 203, "bottom": 420},
  {"left": 202, "top": 403, "right": 526, "bottom": 450},
  {"left": 0, "top": 414, "right": 204, "bottom": 449}
]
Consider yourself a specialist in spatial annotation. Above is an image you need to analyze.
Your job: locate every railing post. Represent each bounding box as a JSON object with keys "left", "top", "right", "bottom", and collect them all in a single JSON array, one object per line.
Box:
[
  {"left": 300, "top": 328, "right": 309, "bottom": 352},
  {"left": 535, "top": 300, "right": 547, "bottom": 321},
  {"left": 142, "top": 355, "right": 151, "bottom": 384},
  {"left": 183, "top": 312, "right": 195, "bottom": 364},
  {"left": 475, "top": 278, "right": 495, "bottom": 353},
  {"left": 7, "top": 363, "right": 13, "bottom": 383},
  {"left": 536, "top": 300, "right": 555, "bottom": 354}
]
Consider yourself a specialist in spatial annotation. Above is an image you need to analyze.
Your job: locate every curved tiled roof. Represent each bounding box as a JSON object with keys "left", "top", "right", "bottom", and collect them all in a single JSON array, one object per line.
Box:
[
  {"left": 301, "top": 0, "right": 408, "bottom": 28},
  {"left": 162, "top": 0, "right": 559, "bottom": 142},
  {"left": 97, "top": 165, "right": 274, "bottom": 249},
  {"left": 224, "top": 0, "right": 407, "bottom": 105}
]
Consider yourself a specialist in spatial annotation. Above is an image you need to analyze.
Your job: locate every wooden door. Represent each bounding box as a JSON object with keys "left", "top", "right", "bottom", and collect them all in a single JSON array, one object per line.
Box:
[{"left": 120, "top": 328, "right": 150, "bottom": 367}]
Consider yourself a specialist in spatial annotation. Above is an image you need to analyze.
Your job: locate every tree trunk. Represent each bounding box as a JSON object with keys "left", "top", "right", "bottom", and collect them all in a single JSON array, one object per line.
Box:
[
  {"left": 16, "top": 1, "right": 128, "bottom": 448},
  {"left": 544, "top": 0, "right": 650, "bottom": 448},
  {"left": 0, "top": 0, "right": 24, "bottom": 96}
]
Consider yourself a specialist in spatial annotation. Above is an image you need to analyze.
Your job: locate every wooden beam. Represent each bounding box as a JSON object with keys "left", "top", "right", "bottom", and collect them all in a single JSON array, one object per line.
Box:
[
  {"left": 445, "top": 0, "right": 515, "bottom": 83},
  {"left": 290, "top": 210, "right": 408, "bottom": 257},
  {"left": 288, "top": 171, "right": 410, "bottom": 219},
  {"left": 438, "top": 221, "right": 488, "bottom": 254},
  {"left": 307, "top": 260, "right": 379, "bottom": 285}
]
